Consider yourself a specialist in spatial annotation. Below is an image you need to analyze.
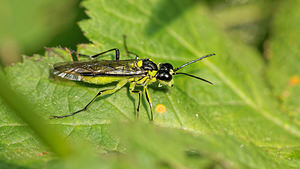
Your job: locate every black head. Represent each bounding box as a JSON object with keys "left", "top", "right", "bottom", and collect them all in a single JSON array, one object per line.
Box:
[
  {"left": 156, "top": 70, "right": 172, "bottom": 82},
  {"left": 156, "top": 54, "right": 215, "bottom": 85},
  {"left": 156, "top": 63, "right": 174, "bottom": 82},
  {"left": 159, "top": 63, "right": 173, "bottom": 71}
]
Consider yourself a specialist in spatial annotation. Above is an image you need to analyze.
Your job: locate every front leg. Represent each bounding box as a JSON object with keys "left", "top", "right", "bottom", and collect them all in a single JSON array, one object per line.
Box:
[
  {"left": 131, "top": 90, "right": 141, "bottom": 119},
  {"left": 129, "top": 82, "right": 141, "bottom": 119},
  {"left": 144, "top": 87, "right": 153, "bottom": 121}
]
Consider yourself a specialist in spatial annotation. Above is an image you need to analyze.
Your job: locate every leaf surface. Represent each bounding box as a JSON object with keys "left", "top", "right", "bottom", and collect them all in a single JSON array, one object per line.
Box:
[{"left": 1, "top": 0, "right": 300, "bottom": 168}]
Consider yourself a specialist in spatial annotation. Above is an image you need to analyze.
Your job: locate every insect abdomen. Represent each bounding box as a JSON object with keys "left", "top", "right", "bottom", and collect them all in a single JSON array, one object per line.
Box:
[
  {"left": 52, "top": 60, "right": 144, "bottom": 84},
  {"left": 82, "top": 76, "right": 125, "bottom": 84}
]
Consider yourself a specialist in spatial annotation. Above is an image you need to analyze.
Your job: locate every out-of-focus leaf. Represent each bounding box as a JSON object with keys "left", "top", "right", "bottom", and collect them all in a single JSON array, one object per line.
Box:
[
  {"left": 0, "top": 0, "right": 87, "bottom": 65},
  {"left": 266, "top": 0, "right": 300, "bottom": 128}
]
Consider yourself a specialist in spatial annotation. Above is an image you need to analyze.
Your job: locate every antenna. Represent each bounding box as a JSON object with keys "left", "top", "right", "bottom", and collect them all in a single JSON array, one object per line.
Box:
[
  {"left": 174, "top": 54, "right": 215, "bottom": 72},
  {"left": 174, "top": 72, "right": 213, "bottom": 85}
]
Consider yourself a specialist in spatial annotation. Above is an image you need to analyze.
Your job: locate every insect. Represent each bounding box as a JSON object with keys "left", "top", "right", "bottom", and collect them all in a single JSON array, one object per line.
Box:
[{"left": 50, "top": 36, "right": 215, "bottom": 121}]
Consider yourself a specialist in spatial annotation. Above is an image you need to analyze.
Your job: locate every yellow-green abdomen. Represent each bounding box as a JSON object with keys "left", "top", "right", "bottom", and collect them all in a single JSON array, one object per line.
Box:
[{"left": 82, "top": 76, "right": 126, "bottom": 85}]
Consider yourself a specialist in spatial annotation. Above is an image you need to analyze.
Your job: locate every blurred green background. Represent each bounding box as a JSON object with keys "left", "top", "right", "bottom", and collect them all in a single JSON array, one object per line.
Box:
[
  {"left": 0, "top": 0, "right": 274, "bottom": 66},
  {"left": 0, "top": 0, "right": 89, "bottom": 66}
]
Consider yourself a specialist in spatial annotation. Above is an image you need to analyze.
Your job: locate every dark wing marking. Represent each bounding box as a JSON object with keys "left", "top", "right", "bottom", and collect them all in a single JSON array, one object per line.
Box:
[{"left": 53, "top": 60, "right": 147, "bottom": 80}]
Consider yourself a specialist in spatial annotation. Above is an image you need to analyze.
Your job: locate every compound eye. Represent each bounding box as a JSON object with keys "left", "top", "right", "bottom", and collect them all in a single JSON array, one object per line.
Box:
[
  {"left": 159, "top": 63, "right": 173, "bottom": 71},
  {"left": 157, "top": 70, "right": 172, "bottom": 82},
  {"left": 164, "top": 73, "right": 172, "bottom": 81}
]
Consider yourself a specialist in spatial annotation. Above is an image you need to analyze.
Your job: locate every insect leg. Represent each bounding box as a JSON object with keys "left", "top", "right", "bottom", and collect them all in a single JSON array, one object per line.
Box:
[
  {"left": 129, "top": 82, "right": 141, "bottom": 119},
  {"left": 144, "top": 87, "right": 153, "bottom": 121},
  {"left": 62, "top": 48, "right": 120, "bottom": 60},
  {"left": 90, "top": 48, "right": 120, "bottom": 60},
  {"left": 50, "top": 80, "right": 128, "bottom": 119},
  {"left": 123, "top": 35, "right": 139, "bottom": 59},
  {"left": 131, "top": 90, "right": 141, "bottom": 119}
]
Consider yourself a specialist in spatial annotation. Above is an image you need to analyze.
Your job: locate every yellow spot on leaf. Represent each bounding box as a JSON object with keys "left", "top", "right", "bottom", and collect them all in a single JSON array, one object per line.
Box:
[
  {"left": 155, "top": 104, "right": 166, "bottom": 114},
  {"left": 289, "top": 76, "right": 300, "bottom": 86},
  {"left": 38, "top": 152, "right": 48, "bottom": 156}
]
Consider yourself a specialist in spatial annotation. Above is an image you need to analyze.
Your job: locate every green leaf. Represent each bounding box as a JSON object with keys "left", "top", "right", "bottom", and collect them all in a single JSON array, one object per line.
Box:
[
  {"left": 1, "top": 0, "right": 300, "bottom": 168},
  {"left": 0, "top": 0, "right": 84, "bottom": 65},
  {"left": 266, "top": 0, "right": 300, "bottom": 124}
]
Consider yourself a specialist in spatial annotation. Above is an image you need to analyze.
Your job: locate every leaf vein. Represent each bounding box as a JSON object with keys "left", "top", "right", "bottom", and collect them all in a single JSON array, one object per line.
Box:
[
  {"left": 121, "top": 0, "right": 300, "bottom": 137},
  {"left": 166, "top": 94, "right": 184, "bottom": 126}
]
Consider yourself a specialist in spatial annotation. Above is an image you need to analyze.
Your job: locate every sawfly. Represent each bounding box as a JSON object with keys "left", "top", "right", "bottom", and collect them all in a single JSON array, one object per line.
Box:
[{"left": 50, "top": 36, "right": 214, "bottom": 121}]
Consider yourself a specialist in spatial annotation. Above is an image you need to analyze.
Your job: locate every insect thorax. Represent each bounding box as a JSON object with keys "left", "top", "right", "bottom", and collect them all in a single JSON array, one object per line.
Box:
[{"left": 135, "top": 60, "right": 174, "bottom": 87}]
